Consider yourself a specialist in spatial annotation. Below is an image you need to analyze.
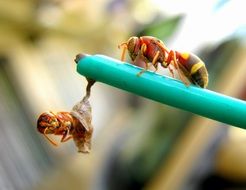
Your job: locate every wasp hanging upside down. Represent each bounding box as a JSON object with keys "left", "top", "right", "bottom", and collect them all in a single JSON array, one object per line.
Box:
[
  {"left": 118, "top": 36, "right": 208, "bottom": 88},
  {"left": 37, "top": 79, "right": 95, "bottom": 153}
]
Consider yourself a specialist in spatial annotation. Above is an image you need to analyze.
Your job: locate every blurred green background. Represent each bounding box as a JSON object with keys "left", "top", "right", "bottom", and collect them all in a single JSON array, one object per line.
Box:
[{"left": 0, "top": 0, "right": 246, "bottom": 190}]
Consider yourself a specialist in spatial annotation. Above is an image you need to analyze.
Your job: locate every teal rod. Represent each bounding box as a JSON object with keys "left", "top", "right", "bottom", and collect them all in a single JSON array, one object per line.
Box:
[{"left": 76, "top": 54, "right": 246, "bottom": 129}]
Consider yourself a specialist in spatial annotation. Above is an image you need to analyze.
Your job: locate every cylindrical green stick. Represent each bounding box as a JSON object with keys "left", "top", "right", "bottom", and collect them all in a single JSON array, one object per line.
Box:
[{"left": 76, "top": 54, "right": 246, "bottom": 129}]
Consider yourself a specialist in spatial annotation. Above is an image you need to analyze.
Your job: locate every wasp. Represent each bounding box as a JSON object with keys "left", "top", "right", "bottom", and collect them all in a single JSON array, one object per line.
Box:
[
  {"left": 118, "top": 36, "right": 208, "bottom": 88},
  {"left": 37, "top": 79, "right": 95, "bottom": 153},
  {"left": 37, "top": 111, "right": 74, "bottom": 146},
  {"left": 37, "top": 97, "right": 93, "bottom": 153}
]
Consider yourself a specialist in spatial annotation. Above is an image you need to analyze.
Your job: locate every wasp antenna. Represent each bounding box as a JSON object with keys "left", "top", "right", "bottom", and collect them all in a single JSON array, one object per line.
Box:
[
  {"left": 121, "top": 46, "right": 127, "bottom": 61},
  {"left": 118, "top": 42, "right": 127, "bottom": 49},
  {"left": 43, "top": 128, "right": 59, "bottom": 147},
  {"left": 118, "top": 42, "right": 128, "bottom": 61}
]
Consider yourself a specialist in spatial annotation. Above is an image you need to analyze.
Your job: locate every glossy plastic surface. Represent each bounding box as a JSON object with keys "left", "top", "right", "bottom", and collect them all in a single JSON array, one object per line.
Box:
[{"left": 77, "top": 54, "right": 246, "bottom": 128}]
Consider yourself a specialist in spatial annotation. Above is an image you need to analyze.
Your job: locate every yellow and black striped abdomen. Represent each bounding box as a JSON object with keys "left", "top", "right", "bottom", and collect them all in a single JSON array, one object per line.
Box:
[
  {"left": 179, "top": 52, "right": 209, "bottom": 88},
  {"left": 190, "top": 65, "right": 208, "bottom": 88}
]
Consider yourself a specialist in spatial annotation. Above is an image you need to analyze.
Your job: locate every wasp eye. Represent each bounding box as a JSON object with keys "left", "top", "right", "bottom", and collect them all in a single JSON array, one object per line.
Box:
[{"left": 127, "top": 37, "right": 140, "bottom": 60}]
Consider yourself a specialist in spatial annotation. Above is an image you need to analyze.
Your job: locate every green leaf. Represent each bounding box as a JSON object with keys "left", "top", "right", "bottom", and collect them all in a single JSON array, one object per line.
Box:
[{"left": 137, "top": 15, "right": 183, "bottom": 41}]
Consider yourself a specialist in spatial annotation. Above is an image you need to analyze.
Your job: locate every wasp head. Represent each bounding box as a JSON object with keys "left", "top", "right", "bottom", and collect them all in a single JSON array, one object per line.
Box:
[
  {"left": 118, "top": 36, "right": 141, "bottom": 62},
  {"left": 126, "top": 36, "right": 141, "bottom": 60},
  {"left": 37, "top": 111, "right": 59, "bottom": 134}
]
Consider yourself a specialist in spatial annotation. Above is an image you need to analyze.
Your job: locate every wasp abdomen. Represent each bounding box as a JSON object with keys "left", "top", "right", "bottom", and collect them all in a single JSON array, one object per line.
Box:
[{"left": 190, "top": 66, "right": 208, "bottom": 88}]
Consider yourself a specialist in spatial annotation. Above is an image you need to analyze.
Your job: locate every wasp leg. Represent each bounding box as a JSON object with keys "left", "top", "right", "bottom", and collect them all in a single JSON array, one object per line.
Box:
[
  {"left": 137, "top": 43, "right": 154, "bottom": 76},
  {"left": 153, "top": 63, "right": 158, "bottom": 73},
  {"left": 43, "top": 128, "right": 58, "bottom": 146},
  {"left": 118, "top": 42, "right": 127, "bottom": 61},
  {"left": 137, "top": 61, "right": 150, "bottom": 76},
  {"left": 162, "top": 52, "right": 176, "bottom": 78},
  {"left": 135, "top": 48, "right": 150, "bottom": 76},
  {"left": 168, "top": 66, "right": 175, "bottom": 78},
  {"left": 140, "top": 43, "right": 147, "bottom": 54},
  {"left": 61, "top": 134, "right": 73, "bottom": 142},
  {"left": 152, "top": 51, "right": 160, "bottom": 72},
  {"left": 152, "top": 51, "right": 160, "bottom": 65},
  {"left": 60, "top": 127, "right": 73, "bottom": 142},
  {"left": 168, "top": 50, "right": 190, "bottom": 86}
]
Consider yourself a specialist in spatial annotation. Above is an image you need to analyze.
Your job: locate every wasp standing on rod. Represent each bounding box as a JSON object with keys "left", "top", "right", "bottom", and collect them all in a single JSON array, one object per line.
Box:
[{"left": 119, "top": 36, "right": 208, "bottom": 88}]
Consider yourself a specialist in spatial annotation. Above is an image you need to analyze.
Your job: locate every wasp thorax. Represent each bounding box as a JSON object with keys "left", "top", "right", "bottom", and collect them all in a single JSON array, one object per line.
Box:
[{"left": 37, "top": 111, "right": 59, "bottom": 134}]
